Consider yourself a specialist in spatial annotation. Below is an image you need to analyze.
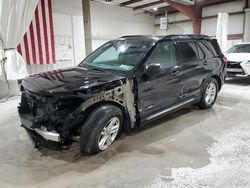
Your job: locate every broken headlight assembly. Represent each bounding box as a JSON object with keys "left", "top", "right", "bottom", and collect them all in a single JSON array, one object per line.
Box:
[{"left": 19, "top": 89, "right": 85, "bottom": 133}]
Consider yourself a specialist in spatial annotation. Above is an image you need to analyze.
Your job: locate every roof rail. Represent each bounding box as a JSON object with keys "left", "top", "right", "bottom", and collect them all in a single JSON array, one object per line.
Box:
[
  {"left": 119, "top": 35, "right": 149, "bottom": 39},
  {"left": 163, "top": 34, "right": 212, "bottom": 40}
]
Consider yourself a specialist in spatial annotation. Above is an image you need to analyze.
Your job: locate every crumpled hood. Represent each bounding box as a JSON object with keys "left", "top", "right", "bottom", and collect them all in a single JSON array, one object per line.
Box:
[
  {"left": 225, "top": 53, "right": 250, "bottom": 62},
  {"left": 22, "top": 66, "right": 124, "bottom": 94}
]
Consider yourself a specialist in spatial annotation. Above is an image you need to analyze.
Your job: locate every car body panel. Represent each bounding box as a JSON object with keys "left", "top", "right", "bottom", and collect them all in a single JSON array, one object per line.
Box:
[
  {"left": 22, "top": 66, "right": 125, "bottom": 94},
  {"left": 137, "top": 67, "right": 183, "bottom": 121}
]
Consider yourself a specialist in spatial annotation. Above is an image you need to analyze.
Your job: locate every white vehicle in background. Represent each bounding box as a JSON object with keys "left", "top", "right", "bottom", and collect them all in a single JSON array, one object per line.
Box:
[{"left": 225, "top": 43, "right": 250, "bottom": 78}]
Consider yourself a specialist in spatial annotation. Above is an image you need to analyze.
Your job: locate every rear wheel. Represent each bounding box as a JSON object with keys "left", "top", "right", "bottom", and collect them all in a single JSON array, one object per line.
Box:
[
  {"left": 80, "top": 105, "right": 123, "bottom": 155},
  {"left": 198, "top": 78, "right": 218, "bottom": 109}
]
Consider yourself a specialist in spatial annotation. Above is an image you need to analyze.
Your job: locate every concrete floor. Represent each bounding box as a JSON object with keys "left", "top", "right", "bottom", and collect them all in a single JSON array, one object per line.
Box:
[{"left": 0, "top": 78, "right": 250, "bottom": 188}]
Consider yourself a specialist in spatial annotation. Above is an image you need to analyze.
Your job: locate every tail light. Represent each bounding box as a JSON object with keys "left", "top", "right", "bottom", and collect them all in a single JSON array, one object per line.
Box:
[{"left": 222, "top": 56, "right": 227, "bottom": 64}]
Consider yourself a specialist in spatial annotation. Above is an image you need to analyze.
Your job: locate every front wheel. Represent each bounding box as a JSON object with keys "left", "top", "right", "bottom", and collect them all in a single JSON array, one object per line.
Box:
[
  {"left": 197, "top": 78, "right": 219, "bottom": 109},
  {"left": 80, "top": 105, "right": 123, "bottom": 155}
]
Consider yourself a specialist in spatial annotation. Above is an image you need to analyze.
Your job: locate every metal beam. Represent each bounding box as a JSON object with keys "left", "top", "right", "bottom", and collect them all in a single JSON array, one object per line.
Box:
[
  {"left": 246, "top": 0, "right": 250, "bottom": 8},
  {"left": 154, "top": 11, "right": 244, "bottom": 26},
  {"left": 196, "top": 0, "right": 240, "bottom": 7},
  {"left": 153, "top": 6, "right": 178, "bottom": 16},
  {"left": 164, "top": 0, "right": 202, "bottom": 34},
  {"left": 133, "top": 0, "right": 165, "bottom": 10},
  {"left": 82, "top": 0, "right": 92, "bottom": 56},
  {"left": 120, "top": 0, "right": 142, "bottom": 6}
]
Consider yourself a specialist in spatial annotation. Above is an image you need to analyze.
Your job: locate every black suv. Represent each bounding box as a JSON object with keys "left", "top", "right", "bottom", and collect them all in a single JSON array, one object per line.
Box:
[{"left": 18, "top": 35, "right": 226, "bottom": 154}]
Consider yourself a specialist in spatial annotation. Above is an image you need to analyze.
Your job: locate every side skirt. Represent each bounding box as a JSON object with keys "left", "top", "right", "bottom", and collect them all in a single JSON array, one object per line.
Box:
[{"left": 146, "top": 98, "right": 196, "bottom": 121}]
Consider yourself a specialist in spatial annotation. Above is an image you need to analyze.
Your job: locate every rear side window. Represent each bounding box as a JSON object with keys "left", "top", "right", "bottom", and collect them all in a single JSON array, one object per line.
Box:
[
  {"left": 227, "top": 44, "right": 250, "bottom": 53},
  {"left": 238, "top": 45, "right": 250, "bottom": 53},
  {"left": 179, "top": 42, "right": 198, "bottom": 62}
]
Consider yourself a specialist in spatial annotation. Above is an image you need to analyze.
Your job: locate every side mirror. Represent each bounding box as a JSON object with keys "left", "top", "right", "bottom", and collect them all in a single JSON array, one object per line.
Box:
[{"left": 144, "top": 63, "right": 165, "bottom": 77}]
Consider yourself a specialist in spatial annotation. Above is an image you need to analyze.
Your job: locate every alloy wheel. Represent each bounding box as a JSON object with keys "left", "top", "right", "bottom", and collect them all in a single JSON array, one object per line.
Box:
[
  {"left": 205, "top": 82, "right": 217, "bottom": 105},
  {"left": 98, "top": 117, "right": 120, "bottom": 150}
]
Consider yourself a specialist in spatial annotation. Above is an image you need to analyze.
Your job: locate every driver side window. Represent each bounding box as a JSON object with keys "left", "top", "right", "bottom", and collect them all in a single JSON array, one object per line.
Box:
[{"left": 146, "top": 42, "right": 177, "bottom": 68}]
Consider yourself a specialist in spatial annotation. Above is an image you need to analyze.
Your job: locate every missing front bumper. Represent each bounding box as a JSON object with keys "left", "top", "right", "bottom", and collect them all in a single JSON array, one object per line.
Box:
[
  {"left": 21, "top": 116, "right": 61, "bottom": 142},
  {"left": 34, "top": 128, "right": 60, "bottom": 142}
]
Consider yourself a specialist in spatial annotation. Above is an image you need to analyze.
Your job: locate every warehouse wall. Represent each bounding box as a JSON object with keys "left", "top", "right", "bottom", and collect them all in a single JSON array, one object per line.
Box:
[
  {"left": 0, "top": 0, "right": 155, "bottom": 98},
  {"left": 52, "top": 0, "right": 154, "bottom": 68},
  {"left": 90, "top": 1, "right": 155, "bottom": 50},
  {"left": 22, "top": 0, "right": 155, "bottom": 73},
  {"left": 155, "top": 0, "right": 245, "bottom": 50}
]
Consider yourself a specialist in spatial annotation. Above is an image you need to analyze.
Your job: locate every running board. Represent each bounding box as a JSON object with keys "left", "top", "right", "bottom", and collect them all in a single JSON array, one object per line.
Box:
[{"left": 147, "top": 98, "right": 196, "bottom": 121}]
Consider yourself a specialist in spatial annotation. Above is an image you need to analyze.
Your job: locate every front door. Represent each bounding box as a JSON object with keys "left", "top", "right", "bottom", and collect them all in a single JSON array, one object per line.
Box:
[{"left": 137, "top": 41, "right": 182, "bottom": 121}]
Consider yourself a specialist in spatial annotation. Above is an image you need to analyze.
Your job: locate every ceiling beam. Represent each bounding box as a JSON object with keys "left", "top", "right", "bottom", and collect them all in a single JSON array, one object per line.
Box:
[
  {"left": 164, "top": 0, "right": 202, "bottom": 34},
  {"left": 164, "top": 0, "right": 200, "bottom": 18},
  {"left": 133, "top": 0, "right": 165, "bottom": 10},
  {"left": 120, "top": 0, "right": 142, "bottom": 6},
  {"left": 152, "top": 5, "right": 178, "bottom": 16},
  {"left": 196, "top": 0, "right": 240, "bottom": 7}
]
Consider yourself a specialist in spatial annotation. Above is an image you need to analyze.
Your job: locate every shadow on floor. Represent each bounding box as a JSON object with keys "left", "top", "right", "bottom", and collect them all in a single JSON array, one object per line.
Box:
[
  {"left": 225, "top": 77, "right": 250, "bottom": 86},
  {"left": 38, "top": 105, "right": 214, "bottom": 166}
]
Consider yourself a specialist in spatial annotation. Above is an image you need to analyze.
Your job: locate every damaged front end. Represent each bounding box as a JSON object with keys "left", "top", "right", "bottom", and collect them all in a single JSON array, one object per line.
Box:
[
  {"left": 18, "top": 89, "right": 86, "bottom": 147},
  {"left": 18, "top": 78, "right": 136, "bottom": 148}
]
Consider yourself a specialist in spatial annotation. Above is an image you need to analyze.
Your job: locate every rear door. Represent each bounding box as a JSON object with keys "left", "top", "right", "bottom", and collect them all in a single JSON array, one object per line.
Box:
[
  {"left": 179, "top": 40, "right": 219, "bottom": 101},
  {"left": 177, "top": 41, "right": 204, "bottom": 100}
]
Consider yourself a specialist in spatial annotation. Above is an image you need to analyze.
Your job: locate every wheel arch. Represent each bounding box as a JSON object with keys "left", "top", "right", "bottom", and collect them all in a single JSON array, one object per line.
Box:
[
  {"left": 82, "top": 101, "right": 132, "bottom": 134},
  {"left": 211, "top": 75, "right": 222, "bottom": 91}
]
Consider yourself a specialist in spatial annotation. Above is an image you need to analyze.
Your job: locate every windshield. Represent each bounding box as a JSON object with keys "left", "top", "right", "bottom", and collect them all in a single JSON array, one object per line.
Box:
[
  {"left": 227, "top": 44, "right": 250, "bottom": 53},
  {"left": 79, "top": 40, "right": 153, "bottom": 74}
]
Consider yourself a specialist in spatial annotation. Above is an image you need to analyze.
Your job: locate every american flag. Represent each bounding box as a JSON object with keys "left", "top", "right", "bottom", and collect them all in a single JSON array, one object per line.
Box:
[{"left": 17, "top": 0, "right": 56, "bottom": 65}]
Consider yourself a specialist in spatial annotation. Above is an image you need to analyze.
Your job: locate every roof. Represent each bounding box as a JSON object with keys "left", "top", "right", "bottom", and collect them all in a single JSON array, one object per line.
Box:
[
  {"left": 234, "top": 42, "right": 250, "bottom": 45},
  {"left": 119, "top": 34, "right": 213, "bottom": 42}
]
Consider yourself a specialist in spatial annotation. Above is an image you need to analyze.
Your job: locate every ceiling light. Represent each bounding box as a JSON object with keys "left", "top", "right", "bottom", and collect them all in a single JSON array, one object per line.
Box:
[{"left": 153, "top": 7, "right": 158, "bottom": 11}]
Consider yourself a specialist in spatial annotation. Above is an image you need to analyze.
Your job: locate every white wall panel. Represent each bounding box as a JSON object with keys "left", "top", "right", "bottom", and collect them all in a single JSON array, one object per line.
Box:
[
  {"left": 72, "top": 16, "right": 85, "bottom": 64},
  {"left": 202, "top": 0, "right": 245, "bottom": 17},
  {"left": 23, "top": 0, "right": 155, "bottom": 74},
  {"left": 155, "top": 0, "right": 245, "bottom": 50},
  {"left": 155, "top": 21, "right": 193, "bottom": 35},
  {"left": 90, "top": 1, "right": 155, "bottom": 41},
  {"left": 201, "top": 18, "right": 217, "bottom": 36}
]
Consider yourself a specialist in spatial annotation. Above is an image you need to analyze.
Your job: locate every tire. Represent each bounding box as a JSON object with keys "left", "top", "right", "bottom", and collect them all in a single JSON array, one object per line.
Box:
[
  {"left": 80, "top": 105, "right": 123, "bottom": 155},
  {"left": 197, "top": 78, "right": 219, "bottom": 109}
]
